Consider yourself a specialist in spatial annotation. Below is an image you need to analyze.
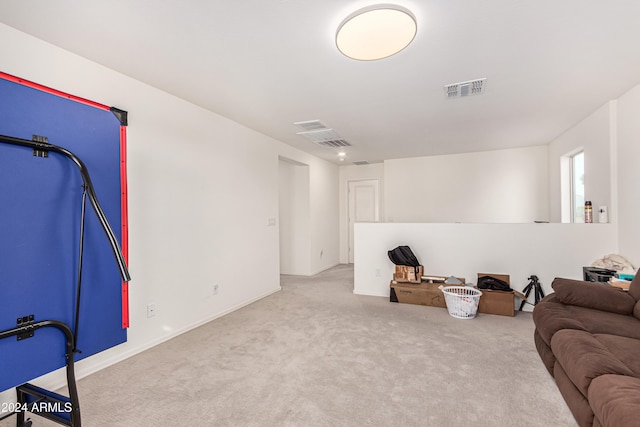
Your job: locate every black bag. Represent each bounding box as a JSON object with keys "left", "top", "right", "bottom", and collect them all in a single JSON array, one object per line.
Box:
[
  {"left": 387, "top": 246, "right": 420, "bottom": 267},
  {"left": 477, "top": 275, "right": 513, "bottom": 292}
]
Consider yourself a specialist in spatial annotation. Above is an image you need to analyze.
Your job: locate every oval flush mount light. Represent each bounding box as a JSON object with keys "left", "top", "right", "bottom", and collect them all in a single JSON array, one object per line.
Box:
[{"left": 336, "top": 4, "right": 417, "bottom": 61}]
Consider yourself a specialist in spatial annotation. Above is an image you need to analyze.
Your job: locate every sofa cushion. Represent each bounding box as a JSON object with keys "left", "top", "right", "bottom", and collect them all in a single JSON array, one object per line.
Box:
[
  {"left": 588, "top": 374, "right": 640, "bottom": 427},
  {"left": 551, "top": 330, "right": 634, "bottom": 396},
  {"left": 554, "top": 362, "right": 595, "bottom": 427},
  {"left": 593, "top": 333, "right": 640, "bottom": 377},
  {"left": 534, "top": 329, "right": 555, "bottom": 376},
  {"left": 533, "top": 294, "right": 587, "bottom": 345},
  {"left": 552, "top": 278, "right": 635, "bottom": 315},
  {"left": 635, "top": 299, "right": 640, "bottom": 320}
]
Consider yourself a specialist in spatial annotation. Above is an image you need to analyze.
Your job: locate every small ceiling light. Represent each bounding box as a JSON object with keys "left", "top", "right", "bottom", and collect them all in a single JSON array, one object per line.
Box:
[
  {"left": 336, "top": 5, "right": 417, "bottom": 61},
  {"left": 338, "top": 151, "right": 347, "bottom": 157}
]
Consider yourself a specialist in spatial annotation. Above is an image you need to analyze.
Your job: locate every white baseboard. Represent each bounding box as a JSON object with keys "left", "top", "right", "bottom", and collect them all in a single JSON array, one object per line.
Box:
[{"left": 353, "top": 289, "right": 388, "bottom": 298}]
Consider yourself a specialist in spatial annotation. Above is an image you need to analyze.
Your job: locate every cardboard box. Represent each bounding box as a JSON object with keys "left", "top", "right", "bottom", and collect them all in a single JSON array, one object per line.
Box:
[
  {"left": 476, "top": 273, "right": 514, "bottom": 317},
  {"left": 390, "top": 277, "right": 465, "bottom": 308},
  {"left": 390, "top": 281, "right": 447, "bottom": 307},
  {"left": 393, "top": 265, "right": 424, "bottom": 283}
]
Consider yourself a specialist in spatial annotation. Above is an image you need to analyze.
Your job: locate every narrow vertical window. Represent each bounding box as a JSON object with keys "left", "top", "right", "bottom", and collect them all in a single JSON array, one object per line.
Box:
[{"left": 571, "top": 151, "right": 585, "bottom": 223}]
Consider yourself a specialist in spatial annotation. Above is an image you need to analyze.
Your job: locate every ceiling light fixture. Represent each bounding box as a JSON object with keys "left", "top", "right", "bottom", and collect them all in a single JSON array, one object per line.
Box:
[{"left": 336, "top": 5, "right": 417, "bottom": 61}]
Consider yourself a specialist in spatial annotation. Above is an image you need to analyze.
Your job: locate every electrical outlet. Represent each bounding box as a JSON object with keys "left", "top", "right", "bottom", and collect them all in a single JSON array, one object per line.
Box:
[
  {"left": 375, "top": 268, "right": 382, "bottom": 277},
  {"left": 147, "top": 303, "right": 156, "bottom": 318},
  {"left": 213, "top": 284, "right": 219, "bottom": 295}
]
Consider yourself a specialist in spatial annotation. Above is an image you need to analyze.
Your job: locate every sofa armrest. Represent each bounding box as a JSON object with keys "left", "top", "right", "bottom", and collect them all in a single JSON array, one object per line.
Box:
[{"left": 552, "top": 278, "right": 636, "bottom": 315}]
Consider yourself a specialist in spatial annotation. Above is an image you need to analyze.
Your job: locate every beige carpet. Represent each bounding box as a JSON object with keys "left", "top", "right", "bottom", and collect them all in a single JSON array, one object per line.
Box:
[{"left": 2, "top": 264, "right": 576, "bottom": 426}]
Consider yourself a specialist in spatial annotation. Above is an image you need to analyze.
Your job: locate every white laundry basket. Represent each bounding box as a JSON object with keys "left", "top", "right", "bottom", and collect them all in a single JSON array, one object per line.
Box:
[{"left": 439, "top": 286, "right": 483, "bottom": 319}]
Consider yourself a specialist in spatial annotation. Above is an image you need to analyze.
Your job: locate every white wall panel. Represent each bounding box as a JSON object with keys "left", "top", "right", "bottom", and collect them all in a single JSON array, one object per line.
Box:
[
  {"left": 384, "top": 146, "right": 549, "bottom": 223},
  {"left": 278, "top": 159, "right": 311, "bottom": 275},
  {"left": 354, "top": 222, "right": 618, "bottom": 309}
]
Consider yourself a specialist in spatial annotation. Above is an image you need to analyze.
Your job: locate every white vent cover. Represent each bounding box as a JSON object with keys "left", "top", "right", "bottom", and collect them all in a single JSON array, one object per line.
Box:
[
  {"left": 293, "top": 120, "right": 328, "bottom": 132},
  {"left": 294, "top": 120, "right": 352, "bottom": 148},
  {"left": 445, "top": 78, "right": 486, "bottom": 98},
  {"left": 352, "top": 160, "right": 370, "bottom": 165}
]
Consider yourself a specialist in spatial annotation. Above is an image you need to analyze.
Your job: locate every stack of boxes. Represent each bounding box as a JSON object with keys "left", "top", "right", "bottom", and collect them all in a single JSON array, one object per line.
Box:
[{"left": 390, "top": 270, "right": 520, "bottom": 317}]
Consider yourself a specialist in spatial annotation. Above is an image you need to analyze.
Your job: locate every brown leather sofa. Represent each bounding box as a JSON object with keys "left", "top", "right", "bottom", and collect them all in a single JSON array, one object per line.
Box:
[{"left": 533, "top": 274, "right": 640, "bottom": 427}]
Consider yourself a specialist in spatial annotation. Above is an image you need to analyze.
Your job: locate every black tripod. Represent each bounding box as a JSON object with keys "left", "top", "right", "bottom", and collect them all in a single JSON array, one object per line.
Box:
[{"left": 519, "top": 275, "right": 545, "bottom": 311}]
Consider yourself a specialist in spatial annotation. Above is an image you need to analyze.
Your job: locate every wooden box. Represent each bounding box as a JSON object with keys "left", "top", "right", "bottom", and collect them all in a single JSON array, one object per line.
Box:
[{"left": 393, "top": 265, "right": 424, "bottom": 283}]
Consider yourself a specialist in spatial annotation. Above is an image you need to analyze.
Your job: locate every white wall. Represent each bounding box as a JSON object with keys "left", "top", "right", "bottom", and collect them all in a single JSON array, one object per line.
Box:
[
  {"left": 338, "top": 163, "right": 384, "bottom": 263},
  {"left": 354, "top": 222, "right": 618, "bottom": 306},
  {"left": 616, "top": 83, "right": 640, "bottom": 265},
  {"left": 279, "top": 158, "right": 310, "bottom": 275},
  {"left": 383, "top": 146, "right": 550, "bottom": 223},
  {"left": 548, "top": 102, "right": 613, "bottom": 222},
  {"left": 309, "top": 158, "right": 340, "bottom": 275},
  {"left": 0, "top": 23, "right": 339, "bottom": 393}
]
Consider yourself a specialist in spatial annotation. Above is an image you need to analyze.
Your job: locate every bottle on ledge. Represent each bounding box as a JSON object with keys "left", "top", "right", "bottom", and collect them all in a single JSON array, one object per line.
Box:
[{"left": 585, "top": 201, "right": 593, "bottom": 223}]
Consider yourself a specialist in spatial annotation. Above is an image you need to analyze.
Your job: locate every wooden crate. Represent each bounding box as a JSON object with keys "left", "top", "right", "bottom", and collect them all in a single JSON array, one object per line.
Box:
[{"left": 393, "top": 265, "right": 424, "bottom": 283}]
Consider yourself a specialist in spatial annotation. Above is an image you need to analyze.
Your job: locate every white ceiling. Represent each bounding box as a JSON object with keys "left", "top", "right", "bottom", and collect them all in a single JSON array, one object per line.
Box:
[{"left": 2, "top": 0, "right": 640, "bottom": 165}]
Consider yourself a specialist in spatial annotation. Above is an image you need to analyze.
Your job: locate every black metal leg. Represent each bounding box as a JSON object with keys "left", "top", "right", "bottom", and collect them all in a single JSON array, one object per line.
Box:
[
  {"left": 519, "top": 283, "right": 533, "bottom": 311},
  {"left": 15, "top": 388, "right": 25, "bottom": 426},
  {"left": 1, "top": 320, "right": 81, "bottom": 427},
  {"left": 520, "top": 276, "right": 544, "bottom": 311},
  {"left": 535, "top": 283, "right": 545, "bottom": 305}
]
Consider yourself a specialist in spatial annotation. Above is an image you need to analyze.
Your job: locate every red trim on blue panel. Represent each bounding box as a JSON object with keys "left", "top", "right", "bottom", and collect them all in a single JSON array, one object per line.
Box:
[
  {"left": 0, "top": 71, "right": 110, "bottom": 111},
  {"left": 120, "top": 126, "right": 130, "bottom": 329}
]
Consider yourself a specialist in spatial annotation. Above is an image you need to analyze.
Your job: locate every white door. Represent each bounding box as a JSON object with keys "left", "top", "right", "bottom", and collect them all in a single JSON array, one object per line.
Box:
[{"left": 348, "top": 180, "right": 380, "bottom": 263}]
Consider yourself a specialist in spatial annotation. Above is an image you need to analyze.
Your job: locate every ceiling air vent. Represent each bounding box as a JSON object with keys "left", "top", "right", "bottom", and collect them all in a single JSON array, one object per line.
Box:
[
  {"left": 294, "top": 120, "right": 351, "bottom": 148},
  {"left": 445, "top": 78, "right": 486, "bottom": 98},
  {"left": 294, "top": 120, "right": 328, "bottom": 132},
  {"left": 352, "top": 161, "right": 370, "bottom": 165}
]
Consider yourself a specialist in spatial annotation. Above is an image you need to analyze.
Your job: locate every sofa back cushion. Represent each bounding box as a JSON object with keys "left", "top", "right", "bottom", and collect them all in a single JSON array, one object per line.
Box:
[
  {"left": 635, "top": 300, "right": 640, "bottom": 320},
  {"left": 552, "top": 278, "right": 635, "bottom": 315}
]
